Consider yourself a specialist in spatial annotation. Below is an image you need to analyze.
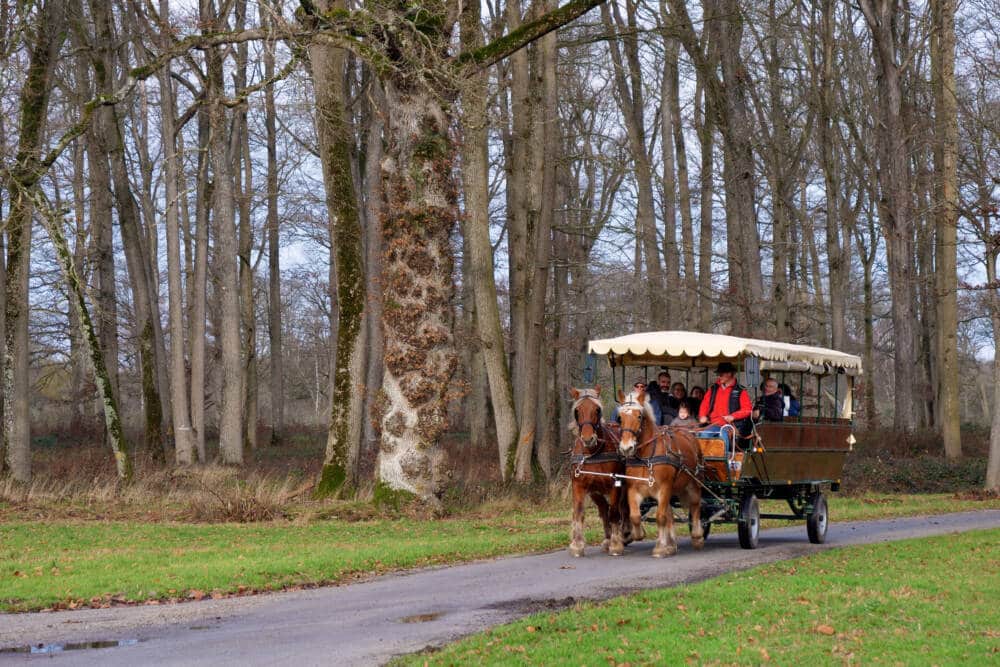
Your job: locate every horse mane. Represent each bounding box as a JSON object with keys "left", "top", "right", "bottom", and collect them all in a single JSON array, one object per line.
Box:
[{"left": 621, "top": 390, "right": 657, "bottom": 427}]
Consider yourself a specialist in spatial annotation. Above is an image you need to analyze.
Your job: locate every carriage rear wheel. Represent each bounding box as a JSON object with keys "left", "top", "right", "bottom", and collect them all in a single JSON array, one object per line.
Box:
[
  {"left": 806, "top": 492, "right": 828, "bottom": 544},
  {"left": 738, "top": 494, "right": 760, "bottom": 549}
]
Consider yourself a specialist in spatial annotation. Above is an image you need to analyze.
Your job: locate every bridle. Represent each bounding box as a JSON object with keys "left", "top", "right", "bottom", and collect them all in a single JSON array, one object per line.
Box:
[{"left": 572, "top": 393, "right": 606, "bottom": 455}]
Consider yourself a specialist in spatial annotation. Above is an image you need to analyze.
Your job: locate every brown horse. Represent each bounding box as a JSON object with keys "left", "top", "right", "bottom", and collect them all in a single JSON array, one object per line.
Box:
[
  {"left": 614, "top": 388, "right": 704, "bottom": 557},
  {"left": 568, "top": 386, "right": 628, "bottom": 557}
]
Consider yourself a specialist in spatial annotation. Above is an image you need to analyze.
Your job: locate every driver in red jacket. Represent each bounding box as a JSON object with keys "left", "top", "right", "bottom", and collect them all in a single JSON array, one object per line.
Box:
[{"left": 698, "top": 361, "right": 753, "bottom": 450}]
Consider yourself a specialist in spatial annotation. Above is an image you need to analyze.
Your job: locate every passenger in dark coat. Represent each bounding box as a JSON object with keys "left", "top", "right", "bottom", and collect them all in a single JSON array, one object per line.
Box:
[
  {"left": 646, "top": 371, "right": 678, "bottom": 425},
  {"left": 753, "top": 378, "right": 784, "bottom": 422}
]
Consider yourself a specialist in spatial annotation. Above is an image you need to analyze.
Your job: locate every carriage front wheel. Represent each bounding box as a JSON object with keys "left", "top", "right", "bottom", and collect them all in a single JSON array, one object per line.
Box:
[
  {"left": 737, "top": 494, "right": 760, "bottom": 549},
  {"left": 806, "top": 492, "right": 828, "bottom": 544}
]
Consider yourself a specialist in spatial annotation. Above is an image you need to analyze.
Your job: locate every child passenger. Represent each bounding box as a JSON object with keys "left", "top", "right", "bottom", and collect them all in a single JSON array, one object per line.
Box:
[{"left": 670, "top": 401, "right": 700, "bottom": 429}]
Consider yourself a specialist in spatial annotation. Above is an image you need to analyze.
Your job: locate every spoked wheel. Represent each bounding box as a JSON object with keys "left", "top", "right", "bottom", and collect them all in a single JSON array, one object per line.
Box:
[
  {"left": 806, "top": 492, "right": 828, "bottom": 544},
  {"left": 738, "top": 494, "right": 760, "bottom": 549}
]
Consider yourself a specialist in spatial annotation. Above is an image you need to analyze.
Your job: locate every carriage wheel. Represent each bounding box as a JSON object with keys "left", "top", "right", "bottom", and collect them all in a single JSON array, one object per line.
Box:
[
  {"left": 737, "top": 494, "right": 760, "bottom": 550},
  {"left": 806, "top": 492, "right": 828, "bottom": 544}
]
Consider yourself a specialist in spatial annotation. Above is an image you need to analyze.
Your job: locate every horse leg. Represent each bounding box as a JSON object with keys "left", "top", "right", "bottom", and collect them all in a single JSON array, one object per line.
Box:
[
  {"left": 591, "top": 491, "right": 612, "bottom": 550},
  {"left": 607, "top": 485, "right": 625, "bottom": 555},
  {"left": 686, "top": 481, "right": 705, "bottom": 550},
  {"left": 652, "top": 476, "right": 677, "bottom": 558},
  {"left": 569, "top": 482, "right": 587, "bottom": 557},
  {"left": 627, "top": 485, "right": 646, "bottom": 546},
  {"left": 618, "top": 490, "right": 634, "bottom": 546}
]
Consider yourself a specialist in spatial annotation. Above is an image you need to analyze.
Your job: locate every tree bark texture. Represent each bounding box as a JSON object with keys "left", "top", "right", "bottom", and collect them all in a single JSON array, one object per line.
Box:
[
  {"left": 307, "top": 0, "right": 367, "bottom": 494},
  {"left": 206, "top": 8, "right": 244, "bottom": 464},
  {"left": 931, "top": 0, "right": 961, "bottom": 459},
  {"left": 376, "top": 79, "right": 458, "bottom": 499},
  {"left": 3, "top": 0, "right": 66, "bottom": 481},
  {"left": 157, "top": 12, "right": 196, "bottom": 465}
]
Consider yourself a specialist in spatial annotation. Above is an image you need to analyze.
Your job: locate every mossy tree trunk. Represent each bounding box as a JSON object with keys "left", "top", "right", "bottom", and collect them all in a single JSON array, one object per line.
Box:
[
  {"left": 36, "top": 198, "right": 132, "bottom": 482},
  {"left": 89, "top": 0, "right": 166, "bottom": 460},
  {"left": 306, "top": 0, "right": 367, "bottom": 496},
  {"left": 3, "top": 0, "right": 67, "bottom": 482}
]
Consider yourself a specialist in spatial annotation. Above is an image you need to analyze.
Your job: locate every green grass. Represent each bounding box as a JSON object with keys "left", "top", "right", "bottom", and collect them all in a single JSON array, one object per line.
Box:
[
  {"left": 0, "top": 493, "right": 996, "bottom": 613},
  {"left": 401, "top": 529, "right": 1000, "bottom": 666}
]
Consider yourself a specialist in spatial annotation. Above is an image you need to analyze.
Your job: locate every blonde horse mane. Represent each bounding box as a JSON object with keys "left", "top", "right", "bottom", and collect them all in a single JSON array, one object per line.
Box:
[{"left": 620, "top": 389, "right": 657, "bottom": 427}]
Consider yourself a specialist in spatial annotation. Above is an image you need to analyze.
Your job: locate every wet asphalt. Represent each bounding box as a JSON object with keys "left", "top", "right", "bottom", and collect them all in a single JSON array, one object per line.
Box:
[{"left": 1, "top": 509, "right": 997, "bottom": 666}]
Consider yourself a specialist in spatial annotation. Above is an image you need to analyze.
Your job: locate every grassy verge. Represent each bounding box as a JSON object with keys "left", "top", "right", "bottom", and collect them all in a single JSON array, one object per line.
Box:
[
  {"left": 401, "top": 529, "right": 1000, "bottom": 666},
  {"left": 1, "top": 493, "right": 996, "bottom": 613}
]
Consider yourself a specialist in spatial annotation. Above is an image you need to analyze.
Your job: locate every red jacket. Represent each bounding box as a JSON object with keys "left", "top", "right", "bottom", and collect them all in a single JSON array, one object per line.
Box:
[{"left": 699, "top": 379, "right": 753, "bottom": 426}]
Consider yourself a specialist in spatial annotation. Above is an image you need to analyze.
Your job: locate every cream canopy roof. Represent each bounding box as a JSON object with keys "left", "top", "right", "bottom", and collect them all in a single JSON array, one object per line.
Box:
[{"left": 588, "top": 331, "right": 863, "bottom": 375}]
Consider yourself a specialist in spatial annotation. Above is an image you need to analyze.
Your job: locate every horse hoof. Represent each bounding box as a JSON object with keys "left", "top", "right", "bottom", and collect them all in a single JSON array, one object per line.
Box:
[
  {"left": 652, "top": 545, "right": 677, "bottom": 558},
  {"left": 609, "top": 547, "right": 624, "bottom": 556},
  {"left": 692, "top": 537, "right": 705, "bottom": 550},
  {"left": 569, "top": 545, "right": 585, "bottom": 557},
  {"left": 601, "top": 538, "right": 610, "bottom": 551}
]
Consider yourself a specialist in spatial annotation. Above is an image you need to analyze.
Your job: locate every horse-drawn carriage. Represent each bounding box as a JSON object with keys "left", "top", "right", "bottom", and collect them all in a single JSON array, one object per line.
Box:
[{"left": 570, "top": 331, "right": 860, "bottom": 553}]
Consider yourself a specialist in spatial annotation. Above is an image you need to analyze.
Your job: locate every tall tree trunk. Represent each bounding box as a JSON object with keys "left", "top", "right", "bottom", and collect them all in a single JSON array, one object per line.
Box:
[
  {"left": 696, "top": 83, "right": 714, "bottom": 332},
  {"left": 3, "top": 0, "right": 66, "bottom": 481},
  {"left": 506, "top": 0, "right": 531, "bottom": 408},
  {"left": 931, "top": 0, "right": 961, "bottom": 459},
  {"left": 459, "top": 0, "right": 518, "bottom": 478},
  {"left": 36, "top": 196, "right": 132, "bottom": 482},
  {"left": 986, "top": 239, "right": 1000, "bottom": 490},
  {"left": 375, "top": 79, "right": 458, "bottom": 499},
  {"left": 206, "top": 1, "right": 243, "bottom": 464},
  {"left": 263, "top": 1, "right": 284, "bottom": 447},
  {"left": 358, "top": 77, "right": 385, "bottom": 482},
  {"left": 158, "top": 0, "right": 195, "bottom": 466},
  {"left": 90, "top": 0, "right": 166, "bottom": 460},
  {"left": 190, "top": 110, "right": 210, "bottom": 462},
  {"left": 858, "top": 0, "right": 922, "bottom": 430},
  {"left": 514, "top": 1, "right": 557, "bottom": 481},
  {"left": 307, "top": 0, "right": 367, "bottom": 494}
]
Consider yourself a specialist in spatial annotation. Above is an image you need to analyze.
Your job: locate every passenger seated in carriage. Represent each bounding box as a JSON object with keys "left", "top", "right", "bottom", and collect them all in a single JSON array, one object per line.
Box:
[
  {"left": 697, "top": 362, "right": 753, "bottom": 451},
  {"left": 669, "top": 401, "right": 699, "bottom": 428},
  {"left": 753, "top": 377, "right": 785, "bottom": 422},
  {"left": 646, "top": 371, "right": 677, "bottom": 425}
]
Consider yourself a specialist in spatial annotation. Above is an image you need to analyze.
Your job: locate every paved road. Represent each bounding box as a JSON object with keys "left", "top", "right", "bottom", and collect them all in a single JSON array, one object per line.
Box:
[{"left": 2, "top": 510, "right": 997, "bottom": 665}]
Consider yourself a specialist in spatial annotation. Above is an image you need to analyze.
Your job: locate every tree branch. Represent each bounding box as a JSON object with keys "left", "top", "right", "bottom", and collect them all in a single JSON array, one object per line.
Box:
[{"left": 458, "top": 0, "right": 608, "bottom": 72}]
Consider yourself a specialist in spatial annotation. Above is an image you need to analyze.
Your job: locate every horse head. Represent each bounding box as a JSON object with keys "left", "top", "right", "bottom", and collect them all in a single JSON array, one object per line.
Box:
[
  {"left": 617, "top": 388, "right": 653, "bottom": 459},
  {"left": 569, "top": 386, "right": 603, "bottom": 450}
]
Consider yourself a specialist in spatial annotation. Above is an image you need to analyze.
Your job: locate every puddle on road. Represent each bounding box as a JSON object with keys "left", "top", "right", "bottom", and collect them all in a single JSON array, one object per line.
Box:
[
  {"left": 0, "top": 639, "right": 139, "bottom": 655},
  {"left": 399, "top": 612, "right": 444, "bottom": 623}
]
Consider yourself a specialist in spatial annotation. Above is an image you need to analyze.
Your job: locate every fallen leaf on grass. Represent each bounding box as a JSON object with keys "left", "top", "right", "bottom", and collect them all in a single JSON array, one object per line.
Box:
[
  {"left": 816, "top": 625, "right": 835, "bottom": 636},
  {"left": 188, "top": 590, "right": 205, "bottom": 600}
]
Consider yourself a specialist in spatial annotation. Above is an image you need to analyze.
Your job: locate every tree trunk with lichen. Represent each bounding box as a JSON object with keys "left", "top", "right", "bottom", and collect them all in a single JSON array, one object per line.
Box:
[
  {"left": 3, "top": 0, "right": 66, "bottom": 481},
  {"left": 307, "top": 0, "right": 367, "bottom": 495},
  {"left": 376, "top": 79, "right": 458, "bottom": 500},
  {"left": 89, "top": 0, "right": 166, "bottom": 460},
  {"left": 36, "top": 198, "right": 132, "bottom": 482}
]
